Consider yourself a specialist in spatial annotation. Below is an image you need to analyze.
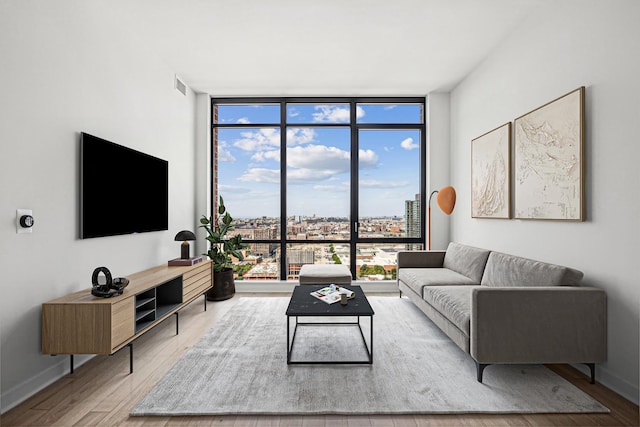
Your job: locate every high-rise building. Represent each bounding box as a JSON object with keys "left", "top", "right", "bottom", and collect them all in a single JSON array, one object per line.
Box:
[
  {"left": 286, "top": 249, "right": 316, "bottom": 280},
  {"left": 405, "top": 194, "right": 420, "bottom": 250}
]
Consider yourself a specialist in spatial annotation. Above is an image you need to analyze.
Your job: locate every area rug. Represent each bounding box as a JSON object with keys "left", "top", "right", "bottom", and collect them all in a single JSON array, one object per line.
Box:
[{"left": 131, "top": 297, "right": 608, "bottom": 416}]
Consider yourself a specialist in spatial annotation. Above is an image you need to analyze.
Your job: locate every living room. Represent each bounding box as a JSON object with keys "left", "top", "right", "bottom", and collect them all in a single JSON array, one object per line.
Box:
[{"left": 1, "top": 0, "right": 638, "bottom": 425}]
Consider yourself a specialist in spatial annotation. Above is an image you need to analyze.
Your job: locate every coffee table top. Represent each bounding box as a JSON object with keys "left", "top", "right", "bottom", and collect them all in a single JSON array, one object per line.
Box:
[{"left": 286, "top": 285, "right": 374, "bottom": 316}]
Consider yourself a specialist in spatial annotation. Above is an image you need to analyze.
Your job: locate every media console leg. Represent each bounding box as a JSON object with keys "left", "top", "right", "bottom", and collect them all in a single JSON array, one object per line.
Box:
[
  {"left": 204, "top": 294, "right": 207, "bottom": 311},
  {"left": 175, "top": 312, "right": 179, "bottom": 335},
  {"left": 70, "top": 355, "right": 74, "bottom": 374},
  {"left": 128, "top": 343, "right": 133, "bottom": 374}
]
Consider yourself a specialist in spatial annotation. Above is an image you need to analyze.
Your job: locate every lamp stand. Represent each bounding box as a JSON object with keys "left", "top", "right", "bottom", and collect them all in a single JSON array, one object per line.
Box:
[
  {"left": 181, "top": 241, "right": 190, "bottom": 259},
  {"left": 427, "top": 190, "right": 438, "bottom": 251}
]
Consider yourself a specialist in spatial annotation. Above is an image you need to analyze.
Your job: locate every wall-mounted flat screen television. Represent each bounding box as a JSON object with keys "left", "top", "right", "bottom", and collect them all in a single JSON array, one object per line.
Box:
[{"left": 80, "top": 132, "right": 168, "bottom": 239}]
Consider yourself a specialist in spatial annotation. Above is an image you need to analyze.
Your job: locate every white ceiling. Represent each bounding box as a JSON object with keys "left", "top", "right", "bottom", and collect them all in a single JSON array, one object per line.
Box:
[{"left": 105, "top": 0, "right": 540, "bottom": 96}]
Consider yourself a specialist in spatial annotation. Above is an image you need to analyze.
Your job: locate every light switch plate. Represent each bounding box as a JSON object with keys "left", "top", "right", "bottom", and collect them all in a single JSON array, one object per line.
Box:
[{"left": 16, "top": 209, "right": 33, "bottom": 234}]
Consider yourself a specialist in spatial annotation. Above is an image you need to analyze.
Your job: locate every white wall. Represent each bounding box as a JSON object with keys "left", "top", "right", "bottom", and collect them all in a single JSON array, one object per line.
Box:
[
  {"left": 194, "top": 94, "right": 212, "bottom": 259},
  {"left": 0, "top": 1, "right": 197, "bottom": 412},
  {"left": 426, "top": 93, "right": 452, "bottom": 250},
  {"left": 450, "top": 0, "right": 640, "bottom": 403}
]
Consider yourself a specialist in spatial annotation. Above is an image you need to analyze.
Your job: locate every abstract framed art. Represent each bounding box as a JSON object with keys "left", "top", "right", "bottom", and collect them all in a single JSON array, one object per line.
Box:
[
  {"left": 471, "top": 122, "right": 511, "bottom": 219},
  {"left": 514, "top": 87, "right": 585, "bottom": 221}
]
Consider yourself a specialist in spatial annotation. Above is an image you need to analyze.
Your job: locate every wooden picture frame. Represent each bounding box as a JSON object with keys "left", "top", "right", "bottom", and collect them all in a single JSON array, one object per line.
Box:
[
  {"left": 514, "top": 87, "right": 585, "bottom": 221},
  {"left": 471, "top": 122, "right": 511, "bottom": 219}
]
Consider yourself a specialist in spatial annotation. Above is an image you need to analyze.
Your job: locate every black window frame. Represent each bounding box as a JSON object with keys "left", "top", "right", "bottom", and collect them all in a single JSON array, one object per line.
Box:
[{"left": 211, "top": 97, "right": 426, "bottom": 281}]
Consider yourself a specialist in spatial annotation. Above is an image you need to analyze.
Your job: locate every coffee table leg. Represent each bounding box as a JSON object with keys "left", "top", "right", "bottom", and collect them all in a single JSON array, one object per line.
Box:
[
  {"left": 370, "top": 315, "right": 373, "bottom": 363},
  {"left": 286, "top": 315, "right": 290, "bottom": 364}
]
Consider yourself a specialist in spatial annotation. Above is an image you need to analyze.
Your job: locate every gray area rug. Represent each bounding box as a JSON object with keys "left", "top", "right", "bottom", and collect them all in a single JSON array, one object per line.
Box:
[{"left": 131, "top": 296, "right": 608, "bottom": 415}]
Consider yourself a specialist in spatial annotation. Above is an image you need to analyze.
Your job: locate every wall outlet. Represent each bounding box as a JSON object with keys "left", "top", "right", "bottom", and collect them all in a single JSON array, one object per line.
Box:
[{"left": 16, "top": 209, "right": 33, "bottom": 234}]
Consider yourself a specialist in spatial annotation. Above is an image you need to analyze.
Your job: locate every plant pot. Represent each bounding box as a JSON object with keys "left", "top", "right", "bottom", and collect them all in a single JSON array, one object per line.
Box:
[{"left": 207, "top": 268, "right": 235, "bottom": 301}]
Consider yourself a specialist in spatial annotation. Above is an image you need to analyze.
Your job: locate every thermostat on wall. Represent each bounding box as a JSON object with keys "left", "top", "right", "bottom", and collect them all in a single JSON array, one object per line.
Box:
[{"left": 16, "top": 209, "right": 33, "bottom": 234}]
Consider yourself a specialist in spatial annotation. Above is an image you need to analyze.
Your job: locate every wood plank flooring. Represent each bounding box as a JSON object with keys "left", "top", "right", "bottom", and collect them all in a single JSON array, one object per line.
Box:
[{"left": 2, "top": 294, "right": 638, "bottom": 426}]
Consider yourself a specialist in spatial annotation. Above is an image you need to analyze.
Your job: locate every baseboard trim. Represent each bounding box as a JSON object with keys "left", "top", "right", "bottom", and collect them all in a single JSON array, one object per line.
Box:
[
  {"left": 1, "top": 354, "right": 93, "bottom": 414},
  {"left": 572, "top": 363, "right": 639, "bottom": 405}
]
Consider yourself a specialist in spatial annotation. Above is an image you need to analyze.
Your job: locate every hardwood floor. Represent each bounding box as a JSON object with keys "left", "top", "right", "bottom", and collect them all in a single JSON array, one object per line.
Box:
[{"left": 2, "top": 294, "right": 637, "bottom": 426}]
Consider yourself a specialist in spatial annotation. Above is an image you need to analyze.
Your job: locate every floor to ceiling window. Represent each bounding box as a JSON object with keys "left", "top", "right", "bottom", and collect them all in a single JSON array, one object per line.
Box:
[{"left": 211, "top": 97, "right": 425, "bottom": 282}]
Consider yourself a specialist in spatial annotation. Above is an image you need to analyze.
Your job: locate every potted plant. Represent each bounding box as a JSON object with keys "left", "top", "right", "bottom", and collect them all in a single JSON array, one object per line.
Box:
[{"left": 200, "top": 196, "right": 248, "bottom": 301}]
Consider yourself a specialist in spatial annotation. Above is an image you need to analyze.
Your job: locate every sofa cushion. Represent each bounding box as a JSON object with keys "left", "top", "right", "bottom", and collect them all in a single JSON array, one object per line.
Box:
[
  {"left": 442, "top": 242, "right": 491, "bottom": 283},
  {"left": 481, "top": 251, "right": 584, "bottom": 287},
  {"left": 399, "top": 268, "right": 478, "bottom": 298},
  {"left": 422, "top": 286, "right": 477, "bottom": 337}
]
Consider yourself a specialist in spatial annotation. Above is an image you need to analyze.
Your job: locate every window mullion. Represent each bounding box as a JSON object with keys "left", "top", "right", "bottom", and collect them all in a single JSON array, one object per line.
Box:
[{"left": 280, "top": 100, "right": 287, "bottom": 280}]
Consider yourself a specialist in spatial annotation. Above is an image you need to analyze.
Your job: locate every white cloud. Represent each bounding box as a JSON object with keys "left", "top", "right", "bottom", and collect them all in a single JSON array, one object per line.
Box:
[
  {"left": 237, "top": 168, "right": 280, "bottom": 183},
  {"left": 218, "top": 140, "right": 236, "bottom": 162},
  {"left": 359, "top": 149, "right": 379, "bottom": 168},
  {"left": 311, "top": 105, "right": 365, "bottom": 123},
  {"left": 236, "top": 117, "right": 250, "bottom": 124},
  {"left": 360, "top": 179, "right": 409, "bottom": 188},
  {"left": 384, "top": 105, "right": 397, "bottom": 110},
  {"left": 313, "top": 183, "right": 350, "bottom": 192},
  {"left": 288, "top": 168, "right": 338, "bottom": 183},
  {"left": 286, "top": 128, "right": 317, "bottom": 145},
  {"left": 218, "top": 184, "right": 252, "bottom": 194},
  {"left": 251, "top": 150, "right": 280, "bottom": 163},
  {"left": 400, "top": 137, "right": 418, "bottom": 150},
  {"left": 233, "top": 128, "right": 280, "bottom": 152},
  {"left": 288, "top": 144, "right": 350, "bottom": 172}
]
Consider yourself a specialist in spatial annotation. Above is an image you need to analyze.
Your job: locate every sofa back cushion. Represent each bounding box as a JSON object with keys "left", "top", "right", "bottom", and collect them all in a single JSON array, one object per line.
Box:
[
  {"left": 442, "top": 242, "right": 491, "bottom": 283},
  {"left": 481, "top": 251, "right": 584, "bottom": 287}
]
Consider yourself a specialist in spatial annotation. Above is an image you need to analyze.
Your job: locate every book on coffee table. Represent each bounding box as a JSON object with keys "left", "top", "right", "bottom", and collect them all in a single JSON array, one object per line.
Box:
[{"left": 310, "top": 285, "right": 355, "bottom": 304}]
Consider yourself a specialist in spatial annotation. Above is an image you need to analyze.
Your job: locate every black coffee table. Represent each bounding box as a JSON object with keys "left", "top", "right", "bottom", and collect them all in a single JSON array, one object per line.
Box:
[{"left": 285, "top": 284, "right": 374, "bottom": 364}]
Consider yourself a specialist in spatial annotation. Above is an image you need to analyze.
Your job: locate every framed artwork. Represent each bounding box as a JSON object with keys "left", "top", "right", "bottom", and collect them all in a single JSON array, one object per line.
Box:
[
  {"left": 514, "top": 87, "right": 585, "bottom": 221},
  {"left": 471, "top": 122, "right": 511, "bottom": 218}
]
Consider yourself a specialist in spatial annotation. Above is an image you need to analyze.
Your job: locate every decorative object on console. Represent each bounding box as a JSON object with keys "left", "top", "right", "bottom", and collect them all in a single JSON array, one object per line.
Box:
[
  {"left": 90, "top": 266, "right": 128, "bottom": 298},
  {"left": 427, "top": 186, "right": 456, "bottom": 250},
  {"left": 175, "top": 230, "right": 196, "bottom": 259},
  {"left": 169, "top": 230, "right": 202, "bottom": 266},
  {"left": 471, "top": 123, "right": 511, "bottom": 219},
  {"left": 200, "top": 195, "right": 248, "bottom": 301},
  {"left": 168, "top": 256, "right": 203, "bottom": 266},
  {"left": 514, "top": 87, "right": 585, "bottom": 221}
]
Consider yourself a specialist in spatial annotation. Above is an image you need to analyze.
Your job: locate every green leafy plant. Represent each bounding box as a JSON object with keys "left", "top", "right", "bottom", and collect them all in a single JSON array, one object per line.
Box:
[{"left": 200, "top": 196, "right": 248, "bottom": 273}]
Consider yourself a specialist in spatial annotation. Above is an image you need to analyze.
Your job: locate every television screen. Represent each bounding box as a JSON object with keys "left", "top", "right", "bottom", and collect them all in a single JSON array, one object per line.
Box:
[{"left": 80, "top": 132, "right": 168, "bottom": 239}]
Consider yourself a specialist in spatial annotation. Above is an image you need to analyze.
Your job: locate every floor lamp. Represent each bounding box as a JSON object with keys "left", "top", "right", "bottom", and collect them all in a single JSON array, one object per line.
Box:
[{"left": 427, "top": 186, "right": 456, "bottom": 250}]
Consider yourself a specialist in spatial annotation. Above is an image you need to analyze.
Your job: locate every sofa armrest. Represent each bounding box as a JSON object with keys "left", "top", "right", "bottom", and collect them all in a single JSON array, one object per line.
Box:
[
  {"left": 397, "top": 251, "right": 445, "bottom": 268},
  {"left": 471, "top": 286, "right": 606, "bottom": 364}
]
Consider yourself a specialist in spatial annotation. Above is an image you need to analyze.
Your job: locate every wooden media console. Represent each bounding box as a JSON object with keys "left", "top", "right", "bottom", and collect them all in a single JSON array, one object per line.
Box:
[{"left": 41, "top": 260, "right": 212, "bottom": 373}]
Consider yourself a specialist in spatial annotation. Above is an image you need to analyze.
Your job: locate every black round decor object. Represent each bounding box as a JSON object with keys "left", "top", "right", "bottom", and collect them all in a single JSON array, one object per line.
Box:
[
  {"left": 91, "top": 266, "right": 112, "bottom": 287},
  {"left": 113, "top": 277, "right": 129, "bottom": 288},
  {"left": 91, "top": 267, "right": 124, "bottom": 298}
]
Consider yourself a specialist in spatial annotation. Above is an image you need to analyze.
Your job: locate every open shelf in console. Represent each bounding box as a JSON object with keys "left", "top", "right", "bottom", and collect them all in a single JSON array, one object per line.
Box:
[
  {"left": 134, "top": 277, "right": 183, "bottom": 333},
  {"left": 155, "top": 276, "right": 183, "bottom": 319},
  {"left": 135, "top": 289, "right": 156, "bottom": 332}
]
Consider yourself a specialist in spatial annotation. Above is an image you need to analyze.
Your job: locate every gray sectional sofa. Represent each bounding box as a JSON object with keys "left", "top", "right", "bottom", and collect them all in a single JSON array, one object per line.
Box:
[{"left": 397, "top": 242, "right": 606, "bottom": 383}]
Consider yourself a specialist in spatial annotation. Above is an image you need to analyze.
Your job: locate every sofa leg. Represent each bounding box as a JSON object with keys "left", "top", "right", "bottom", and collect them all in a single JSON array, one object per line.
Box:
[
  {"left": 584, "top": 363, "right": 596, "bottom": 384},
  {"left": 476, "top": 362, "right": 489, "bottom": 383},
  {"left": 399, "top": 290, "right": 402, "bottom": 298}
]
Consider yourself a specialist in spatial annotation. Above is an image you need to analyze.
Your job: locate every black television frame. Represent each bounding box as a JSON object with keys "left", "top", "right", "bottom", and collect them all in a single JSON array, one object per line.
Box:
[{"left": 80, "top": 132, "right": 169, "bottom": 239}]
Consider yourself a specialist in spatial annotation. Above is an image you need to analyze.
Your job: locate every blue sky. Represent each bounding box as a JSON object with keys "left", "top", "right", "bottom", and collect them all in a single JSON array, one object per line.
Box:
[{"left": 216, "top": 104, "right": 422, "bottom": 218}]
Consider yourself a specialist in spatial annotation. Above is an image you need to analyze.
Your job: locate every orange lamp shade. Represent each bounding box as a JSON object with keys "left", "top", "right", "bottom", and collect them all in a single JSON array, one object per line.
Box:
[{"left": 436, "top": 186, "right": 456, "bottom": 215}]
